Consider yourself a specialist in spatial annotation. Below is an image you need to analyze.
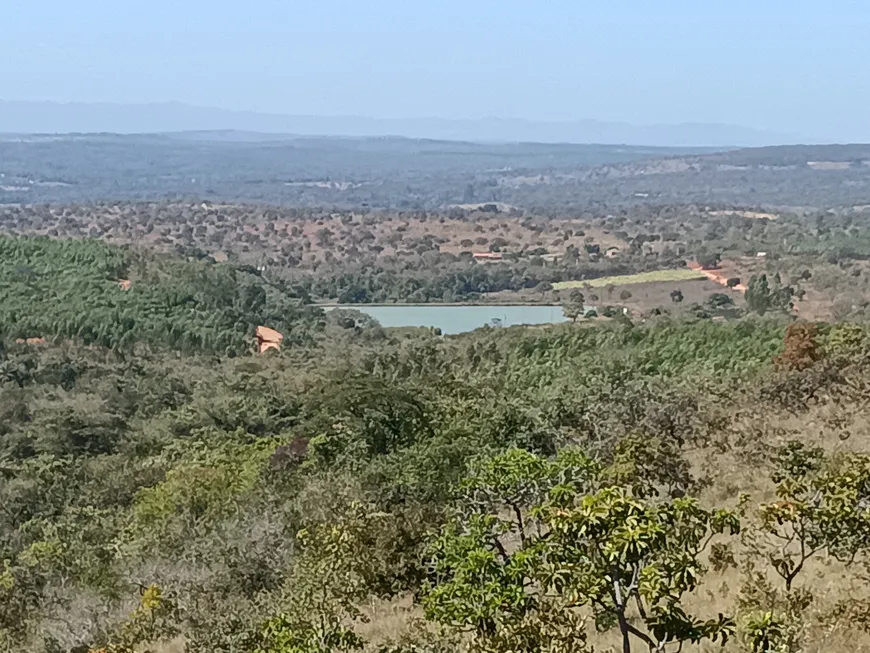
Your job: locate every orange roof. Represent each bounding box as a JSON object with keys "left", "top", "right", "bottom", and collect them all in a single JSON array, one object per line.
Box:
[{"left": 256, "top": 326, "right": 284, "bottom": 354}]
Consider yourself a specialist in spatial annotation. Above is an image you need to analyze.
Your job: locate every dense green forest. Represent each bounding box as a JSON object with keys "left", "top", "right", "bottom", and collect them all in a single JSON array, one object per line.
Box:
[
  {"left": 0, "top": 236, "right": 322, "bottom": 355},
  {"left": 4, "top": 237, "right": 870, "bottom": 652}
]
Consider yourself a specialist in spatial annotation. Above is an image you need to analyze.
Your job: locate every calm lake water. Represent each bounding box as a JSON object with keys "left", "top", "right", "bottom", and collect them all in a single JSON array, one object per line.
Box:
[{"left": 330, "top": 305, "right": 569, "bottom": 334}]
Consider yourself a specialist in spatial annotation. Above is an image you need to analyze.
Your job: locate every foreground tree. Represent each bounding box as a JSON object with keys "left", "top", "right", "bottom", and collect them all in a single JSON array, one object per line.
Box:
[
  {"left": 740, "top": 442, "right": 870, "bottom": 653},
  {"left": 254, "top": 503, "right": 391, "bottom": 653},
  {"left": 750, "top": 441, "right": 870, "bottom": 591},
  {"left": 423, "top": 449, "right": 597, "bottom": 653},
  {"left": 538, "top": 486, "right": 738, "bottom": 653},
  {"left": 89, "top": 585, "right": 178, "bottom": 653},
  {"left": 424, "top": 449, "right": 739, "bottom": 653},
  {"left": 424, "top": 513, "right": 589, "bottom": 653}
]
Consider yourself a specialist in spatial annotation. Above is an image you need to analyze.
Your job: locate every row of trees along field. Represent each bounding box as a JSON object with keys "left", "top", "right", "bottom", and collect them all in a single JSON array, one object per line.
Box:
[{"left": 4, "top": 239, "right": 870, "bottom": 653}]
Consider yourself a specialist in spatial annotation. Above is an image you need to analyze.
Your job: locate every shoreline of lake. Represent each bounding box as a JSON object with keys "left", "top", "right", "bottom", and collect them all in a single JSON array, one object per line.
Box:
[
  {"left": 319, "top": 304, "right": 573, "bottom": 334},
  {"left": 313, "top": 302, "right": 564, "bottom": 308}
]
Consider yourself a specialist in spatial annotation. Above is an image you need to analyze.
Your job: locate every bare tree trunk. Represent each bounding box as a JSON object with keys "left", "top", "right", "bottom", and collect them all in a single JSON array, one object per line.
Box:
[{"left": 613, "top": 576, "right": 632, "bottom": 653}]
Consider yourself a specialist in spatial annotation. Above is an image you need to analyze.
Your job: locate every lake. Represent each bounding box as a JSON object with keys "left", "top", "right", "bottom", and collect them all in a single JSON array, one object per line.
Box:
[{"left": 329, "top": 304, "right": 569, "bottom": 334}]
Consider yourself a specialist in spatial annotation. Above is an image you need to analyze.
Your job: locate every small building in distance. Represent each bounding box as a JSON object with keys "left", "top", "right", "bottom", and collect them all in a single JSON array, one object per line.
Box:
[
  {"left": 256, "top": 326, "right": 284, "bottom": 354},
  {"left": 14, "top": 337, "right": 46, "bottom": 346},
  {"left": 540, "top": 253, "right": 561, "bottom": 265},
  {"left": 472, "top": 252, "right": 504, "bottom": 261}
]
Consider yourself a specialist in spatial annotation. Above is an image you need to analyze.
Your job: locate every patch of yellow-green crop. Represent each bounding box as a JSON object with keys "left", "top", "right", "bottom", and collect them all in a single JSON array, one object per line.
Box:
[{"left": 553, "top": 268, "right": 706, "bottom": 290}]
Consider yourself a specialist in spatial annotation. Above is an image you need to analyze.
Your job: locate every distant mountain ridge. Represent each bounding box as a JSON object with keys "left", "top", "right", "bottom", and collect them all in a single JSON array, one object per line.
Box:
[{"left": 0, "top": 100, "right": 801, "bottom": 147}]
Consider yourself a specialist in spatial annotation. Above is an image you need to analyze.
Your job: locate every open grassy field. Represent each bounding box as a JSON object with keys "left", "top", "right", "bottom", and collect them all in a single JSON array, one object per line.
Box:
[{"left": 553, "top": 268, "right": 706, "bottom": 289}]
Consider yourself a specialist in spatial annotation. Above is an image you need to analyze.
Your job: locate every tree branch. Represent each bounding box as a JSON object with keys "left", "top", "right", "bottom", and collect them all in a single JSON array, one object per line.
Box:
[
  {"left": 491, "top": 536, "right": 510, "bottom": 563},
  {"left": 626, "top": 622, "right": 657, "bottom": 651},
  {"left": 510, "top": 501, "right": 527, "bottom": 546}
]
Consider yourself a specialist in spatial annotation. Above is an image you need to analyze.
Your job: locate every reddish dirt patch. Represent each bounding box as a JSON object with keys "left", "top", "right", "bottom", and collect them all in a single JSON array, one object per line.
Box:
[{"left": 688, "top": 262, "right": 746, "bottom": 293}]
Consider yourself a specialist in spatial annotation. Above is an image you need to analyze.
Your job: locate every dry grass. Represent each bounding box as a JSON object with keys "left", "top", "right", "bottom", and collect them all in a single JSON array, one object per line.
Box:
[
  {"left": 357, "top": 595, "right": 423, "bottom": 647},
  {"left": 708, "top": 210, "right": 779, "bottom": 220},
  {"left": 353, "top": 395, "right": 870, "bottom": 653},
  {"left": 144, "top": 636, "right": 186, "bottom": 653},
  {"left": 679, "top": 399, "right": 870, "bottom": 653}
]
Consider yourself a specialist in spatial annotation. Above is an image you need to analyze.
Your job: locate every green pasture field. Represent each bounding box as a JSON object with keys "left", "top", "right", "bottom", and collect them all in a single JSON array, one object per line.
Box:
[{"left": 553, "top": 268, "right": 706, "bottom": 290}]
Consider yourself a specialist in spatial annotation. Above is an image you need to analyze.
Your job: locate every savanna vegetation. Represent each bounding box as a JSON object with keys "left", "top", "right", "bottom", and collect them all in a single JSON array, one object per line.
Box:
[
  {"left": 2, "top": 135, "right": 870, "bottom": 209},
  {"left": 0, "top": 236, "right": 321, "bottom": 355},
  {"left": 4, "top": 135, "right": 870, "bottom": 653},
  {"left": 3, "top": 197, "right": 870, "bottom": 321},
  {"left": 4, "top": 237, "right": 870, "bottom": 653}
]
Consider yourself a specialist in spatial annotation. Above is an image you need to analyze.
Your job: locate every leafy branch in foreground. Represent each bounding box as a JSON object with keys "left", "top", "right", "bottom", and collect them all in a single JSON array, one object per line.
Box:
[
  {"left": 423, "top": 449, "right": 739, "bottom": 653},
  {"left": 538, "top": 487, "right": 738, "bottom": 653},
  {"left": 748, "top": 441, "right": 870, "bottom": 591},
  {"left": 254, "top": 503, "right": 392, "bottom": 653},
  {"left": 739, "top": 441, "right": 870, "bottom": 653}
]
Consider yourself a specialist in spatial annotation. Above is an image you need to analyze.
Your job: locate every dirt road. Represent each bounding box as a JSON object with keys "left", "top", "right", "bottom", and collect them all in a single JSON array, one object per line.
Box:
[{"left": 687, "top": 262, "right": 746, "bottom": 293}]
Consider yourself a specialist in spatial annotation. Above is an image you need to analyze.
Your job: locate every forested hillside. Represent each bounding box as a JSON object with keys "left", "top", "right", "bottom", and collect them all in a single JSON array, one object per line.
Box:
[
  {"left": 0, "top": 135, "right": 708, "bottom": 208},
  {"left": 3, "top": 134, "right": 870, "bottom": 210},
  {"left": 4, "top": 238, "right": 870, "bottom": 652},
  {"left": 0, "top": 236, "right": 320, "bottom": 354}
]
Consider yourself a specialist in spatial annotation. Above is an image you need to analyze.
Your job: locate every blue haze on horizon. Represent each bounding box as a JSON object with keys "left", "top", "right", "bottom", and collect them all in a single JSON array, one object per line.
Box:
[{"left": 2, "top": 0, "right": 869, "bottom": 143}]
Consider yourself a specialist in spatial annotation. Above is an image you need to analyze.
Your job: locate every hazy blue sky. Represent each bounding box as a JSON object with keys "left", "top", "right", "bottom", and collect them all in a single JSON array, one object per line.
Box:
[{"left": 4, "top": 0, "right": 869, "bottom": 139}]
